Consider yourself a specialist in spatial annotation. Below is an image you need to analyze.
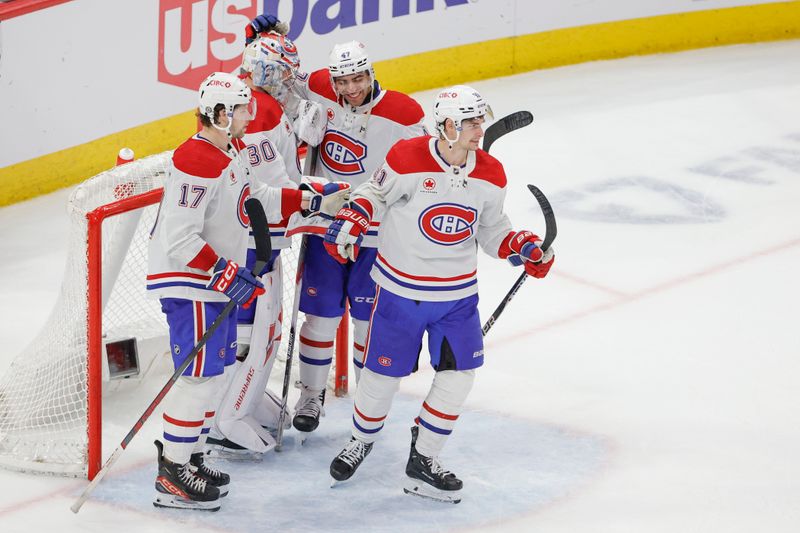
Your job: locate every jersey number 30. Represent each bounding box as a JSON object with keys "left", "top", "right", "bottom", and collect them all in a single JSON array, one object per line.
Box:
[{"left": 247, "top": 139, "right": 277, "bottom": 166}]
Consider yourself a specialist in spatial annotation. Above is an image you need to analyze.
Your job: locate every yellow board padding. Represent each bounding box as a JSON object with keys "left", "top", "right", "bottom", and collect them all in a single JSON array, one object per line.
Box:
[
  {"left": 0, "top": 109, "right": 197, "bottom": 207},
  {"left": 376, "top": 1, "right": 800, "bottom": 93},
  {"left": 2, "top": 1, "right": 799, "bottom": 207}
]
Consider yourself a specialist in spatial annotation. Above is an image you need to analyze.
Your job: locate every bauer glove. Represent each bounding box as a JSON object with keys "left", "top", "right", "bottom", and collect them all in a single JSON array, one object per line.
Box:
[
  {"left": 245, "top": 14, "right": 289, "bottom": 45},
  {"left": 500, "top": 230, "right": 555, "bottom": 279},
  {"left": 324, "top": 203, "right": 370, "bottom": 264},
  {"left": 207, "top": 257, "right": 265, "bottom": 308},
  {"left": 299, "top": 180, "right": 351, "bottom": 219}
]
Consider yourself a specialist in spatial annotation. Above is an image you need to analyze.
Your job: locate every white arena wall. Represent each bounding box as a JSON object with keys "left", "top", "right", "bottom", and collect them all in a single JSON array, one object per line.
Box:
[{"left": 0, "top": 0, "right": 797, "bottom": 205}]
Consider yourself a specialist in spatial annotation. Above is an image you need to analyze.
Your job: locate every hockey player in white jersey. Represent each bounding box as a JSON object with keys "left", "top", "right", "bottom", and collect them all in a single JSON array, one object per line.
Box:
[
  {"left": 288, "top": 38, "right": 427, "bottom": 437},
  {"left": 325, "top": 86, "right": 555, "bottom": 503},
  {"left": 147, "top": 72, "right": 348, "bottom": 510},
  {"left": 206, "top": 29, "right": 329, "bottom": 459}
]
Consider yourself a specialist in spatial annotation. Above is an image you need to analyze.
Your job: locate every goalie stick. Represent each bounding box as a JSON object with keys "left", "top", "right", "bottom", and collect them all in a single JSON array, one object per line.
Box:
[
  {"left": 482, "top": 184, "right": 556, "bottom": 336},
  {"left": 71, "top": 198, "right": 272, "bottom": 513},
  {"left": 275, "top": 144, "right": 319, "bottom": 451},
  {"left": 482, "top": 111, "right": 534, "bottom": 153}
]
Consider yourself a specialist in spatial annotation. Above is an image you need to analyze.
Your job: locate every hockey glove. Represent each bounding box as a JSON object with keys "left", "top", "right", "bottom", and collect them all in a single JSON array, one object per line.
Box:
[
  {"left": 300, "top": 181, "right": 351, "bottom": 220},
  {"left": 501, "top": 230, "right": 555, "bottom": 279},
  {"left": 208, "top": 258, "right": 265, "bottom": 308},
  {"left": 324, "top": 203, "right": 370, "bottom": 264},
  {"left": 245, "top": 14, "right": 289, "bottom": 45},
  {"left": 292, "top": 100, "right": 327, "bottom": 147}
]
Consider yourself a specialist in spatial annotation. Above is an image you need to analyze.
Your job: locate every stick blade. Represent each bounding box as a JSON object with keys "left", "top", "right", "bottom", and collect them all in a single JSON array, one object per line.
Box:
[
  {"left": 483, "top": 111, "right": 534, "bottom": 153},
  {"left": 527, "top": 184, "right": 557, "bottom": 251}
]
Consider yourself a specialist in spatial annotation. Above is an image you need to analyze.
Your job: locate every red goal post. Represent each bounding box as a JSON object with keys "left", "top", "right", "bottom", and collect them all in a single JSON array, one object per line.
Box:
[{"left": 0, "top": 151, "right": 349, "bottom": 480}]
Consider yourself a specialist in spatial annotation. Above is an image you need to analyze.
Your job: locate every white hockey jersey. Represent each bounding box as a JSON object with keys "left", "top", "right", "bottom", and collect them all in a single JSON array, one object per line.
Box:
[
  {"left": 350, "top": 136, "right": 514, "bottom": 302},
  {"left": 147, "top": 134, "right": 302, "bottom": 302},
  {"left": 294, "top": 69, "right": 426, "bottom": 247},
  {"left": 241, "top": 89, "right": 301, "bottom": 250}
]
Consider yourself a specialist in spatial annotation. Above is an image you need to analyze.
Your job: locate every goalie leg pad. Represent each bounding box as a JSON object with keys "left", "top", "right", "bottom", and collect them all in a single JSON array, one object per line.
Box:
[
  {"left": 212, "top": 269, "right": 282, "bottom": 453},
  {"left": 415, "top": 370, "right": 475, "bottom": 458},
  {"left": 252, "top": 388, "right": 291, "bottom": 432}
]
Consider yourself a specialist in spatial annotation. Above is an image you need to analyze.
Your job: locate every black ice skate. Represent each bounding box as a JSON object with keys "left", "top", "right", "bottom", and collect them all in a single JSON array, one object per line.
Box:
[
  {"left": 153, "top": 440, "right": 221, "bottom": 511},
  {"left": 329, "top": 437, "right": 373, "bottom": 486},
  {"left": 190, "top": 452, "right": 230, "bottom": 497},
  {"left": 293, "top": 386, "right": 325, "bottom": 434},
  {"left": 404, "top": 427, "right": 463, "bottom": 504}
]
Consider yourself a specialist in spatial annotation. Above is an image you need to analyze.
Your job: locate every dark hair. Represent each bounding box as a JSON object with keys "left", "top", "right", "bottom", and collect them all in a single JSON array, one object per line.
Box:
[{"left": 196, "top": 103, "right": 226, "bottom": 127}]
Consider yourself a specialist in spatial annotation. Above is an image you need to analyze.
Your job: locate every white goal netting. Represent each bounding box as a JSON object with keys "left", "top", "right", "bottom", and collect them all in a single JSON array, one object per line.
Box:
[{"left": 0, "top": 152, "right": 311, "bottom": 477}]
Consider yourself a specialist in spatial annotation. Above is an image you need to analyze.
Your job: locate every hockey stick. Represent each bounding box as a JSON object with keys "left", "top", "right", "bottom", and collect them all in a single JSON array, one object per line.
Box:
[
  {"left": 482, "top": 111, "right": 534, "bottom": 153},
  {"left": 275, "top": 144, "right": 319, "bottom": 451},
  {"left": 482, "top": 184, "right": 556, "bottom": 336},
  {"left": 71, "top": 198, "right": 271, "bottom": 513}
]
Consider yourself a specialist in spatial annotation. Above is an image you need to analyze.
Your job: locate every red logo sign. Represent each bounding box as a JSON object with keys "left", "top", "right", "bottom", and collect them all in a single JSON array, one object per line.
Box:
[
  {"left": 158, "top": 0, "right": 257, "bottom": 91},
  {"left": 418, "top": 203, "right": 478, "bottom": 246},
  {"left": 378, "top": 356, "right": 391, "bottom": 367},
  {"left": 423, "top": 178, "right": 436, "bottom": 190}
]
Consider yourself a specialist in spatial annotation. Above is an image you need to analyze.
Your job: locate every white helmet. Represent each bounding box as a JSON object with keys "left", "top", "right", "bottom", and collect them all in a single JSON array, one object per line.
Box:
[
  {"left": 241, "top": 32, "right": 300, "bottom": 101},
  {"left": 328, "top": 40, "right": 373, "bottom": 79},
  {"left": 434, "top": 85, "right": 493, "bottom": 129},
  {"left": 198, "top": 72, "right": 256, "bottom": 133},
  {"left": 199, "top": 72, "right": 253, "bottom": 119}
]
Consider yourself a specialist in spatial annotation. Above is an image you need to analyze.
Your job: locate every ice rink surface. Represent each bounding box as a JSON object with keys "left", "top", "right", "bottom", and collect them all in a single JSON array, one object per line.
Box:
[{"left": 1, "top": 40, "right": 799, "bottom": 532}]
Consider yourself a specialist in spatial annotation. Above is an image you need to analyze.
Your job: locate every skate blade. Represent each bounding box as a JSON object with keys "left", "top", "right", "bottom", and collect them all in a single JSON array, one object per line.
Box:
[
  {"left": 330, "top": 476, "right": 351, "bottom": 488},
  {"left": 403, "top": 479, "right": 461, "bottom": 504},
  {"left": 153, "top": 493, "right": 221, "bottom": 512},
  {"left": 206, "top": 447, "right": 264, "bottom": 462}
]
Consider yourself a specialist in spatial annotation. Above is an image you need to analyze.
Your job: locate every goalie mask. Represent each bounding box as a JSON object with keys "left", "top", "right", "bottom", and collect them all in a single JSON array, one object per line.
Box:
[
  {"left": 198, "top": 72, "right": 257, "bottom": 133},
  {"left": 433, "top": 85, "right": 494, "bottom": 146},
  {"left": 241, "top": 33, "right": 300, "bottom": 103}
]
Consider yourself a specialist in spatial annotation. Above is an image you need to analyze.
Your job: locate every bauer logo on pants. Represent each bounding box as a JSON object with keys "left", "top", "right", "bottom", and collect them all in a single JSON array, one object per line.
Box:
[{"left": 418, "top": 203, "right": 478, "bottom": 246}]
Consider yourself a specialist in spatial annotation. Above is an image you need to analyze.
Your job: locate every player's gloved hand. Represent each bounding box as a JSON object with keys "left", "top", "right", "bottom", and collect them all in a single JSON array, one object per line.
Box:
[
  {"left": 300, "top": 180, "right": 351, "bottom": 219},
  {"left": 245, "top": 14, "right": 289, "bottom": 45},
  {"left": 324, "top": 203, "right": 370, "bottom": 264},
  {"left": 503, "top": 230, "right": 555, "bottom": 279},
  {"left": 293, "top": 100, "right": 327, "bottom": 146},
  {"left": 207, "top": 257, "right": 265, "bottom": 308}
]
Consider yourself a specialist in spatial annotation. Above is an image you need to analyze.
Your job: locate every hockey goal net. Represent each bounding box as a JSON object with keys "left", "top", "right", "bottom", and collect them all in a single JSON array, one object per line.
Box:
[{"left": 0, "top": 151, "right": 348, "bottom": 479}]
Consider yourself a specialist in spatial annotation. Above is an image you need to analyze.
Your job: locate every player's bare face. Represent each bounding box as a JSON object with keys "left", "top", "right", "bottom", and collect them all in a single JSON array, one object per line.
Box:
[
  {"left": 459, "top": 117, "right": 485, "bottom": 151},
  {"left": 229, "top": 101, "right": 257, "bottom": 138},
  {"left": 334, "top": 72, "right": 371, "bottom": 107}
]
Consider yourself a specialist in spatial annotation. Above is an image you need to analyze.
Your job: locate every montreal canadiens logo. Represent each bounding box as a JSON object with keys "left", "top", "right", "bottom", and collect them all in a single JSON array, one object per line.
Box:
[
  {"left": 418, "top": 203, "right": 478, "bottom": 246},
  {"left": 320, "top": 130, "right": 367, "bottom": 176},
  {"left": 237, "top": 184, "right": 251, "bottom": 228}
]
